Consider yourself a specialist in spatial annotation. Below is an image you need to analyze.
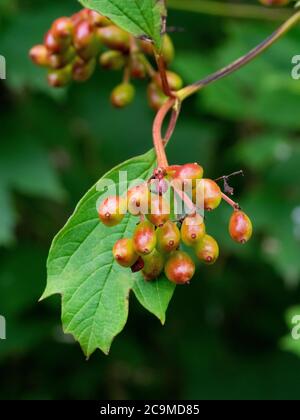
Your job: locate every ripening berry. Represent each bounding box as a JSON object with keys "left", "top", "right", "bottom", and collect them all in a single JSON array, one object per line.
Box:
[
  {"left": 173, "top": 163, "right": 204, "bottom": 189},
  {"left": 154, "top": 71, "right": 183, "bottom": 92},
  {"left": 88, "top": 10, "right": 111, "bottom": 27},
  {"left": 258, "top": 0, "right": 289, "bottom": 6},
  {"left": 139, "top": 39, "right": 154, "bottom": 55},
  {"left": 111, "top": 83, "right": 135, "bottom": 108},
  {"left": 127, "top": 183, "right": 149, "bottom": 216},
  {"left": 195, "top": 234, "right": 219, "bottom": 265},
  {"left": 133, "top": 221, "right": 157, "bottom": 256},
  {"left": 165, "top": 251, "right": 195, "bottom": 285},
  {"left": 149, "top": 178, "right": 169, "bottom": 196},
  {"left": 194, "top": 179, "right": 222, "bottom": 211},
  {"left": 48, "top": 47, "right": 76, "bottom": 70},
  {"left": 156, "top": 221, "right": 181, "bottom": 254},
  {"left": 113, "top": 238, "right": 138, "bottom": 268},
  {"left": 181, "top": 214, "right": 206, "bottom": 247},
  {"left": 72, "top": 57, "right": 96, "bottom": 82},
  {"left": 229, "top": 210, "right": 253, "bottom": 244},
  {"left": 147, "top": 194, "right": 170, "bottom": 227},
  {"left": 29, "top": 45, "right": 50, "bottom": 67},
  {"left": 147, "top": 82, "right": 168, "bottom": 111},
  {"left": 100, "top": 50, "right": 126, "bottom": 70},
  {"left": 142, "top": 249, "right": 165, "bottom": 281},
  {"left": 47, "top": 65, "right": 72, "bottom": 87},
  {"left": 44, "top": 30, "right": 65, "bottom": 54},
  {"left": 98, "top": 195, "right": 126, "bottom": 227},
  {"left": 162, "top": 34, "right": 175, "bottom": 64},
  {"left": 71, "top": 9, "right": 90, "bottom": 26},
  {"left": 97, "top": 25, "right": 130, "bottom": 52},
  {"left": 51, "top": 17, "right": 74, "bottom": 41},
  {"left": 73, "top": 20, "right": 102, "bottom": 60},
  {"left": 130, "top": 56, "right": 146, "bottom": 79}
]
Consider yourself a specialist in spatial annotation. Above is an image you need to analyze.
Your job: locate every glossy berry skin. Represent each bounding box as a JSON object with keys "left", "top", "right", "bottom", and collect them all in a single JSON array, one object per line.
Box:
[
  {"left": 113, "top": 238, "right": 138, "bottom": 268},
  {"left": 72, "top": 57, "right": 96, "bottom": 82},
  {"left": 162, "top": 34, "right": 175, "bottom": 64},
  {"left": 156, "top": 221, "right": 181, "bottom": 254},
  {"left": 229, "top": 210, "right": 253, "bottom": 244},
  {"left": 111, "top": 83, "right": 135, "bottom": 108},
  {"left": 147, "top": 195, "right": 170, "bottom": 227},
  {"left": 29, "top": 45, "right": 50, "bottom": 67},
  {"left": 73, "top": 20, "right": 101, "bottom": 60},
  {"left": 194, "top": 179, "right": 222, "bottom": 211},
  {"left": 87, "top": 10, "right": 111, "bottom": 27},
  {"left": 98, "top": 195, "right": 126, "bottom": 227},
  {"left": 147, "top": 82, "right": 167, "bottom": 111},
  {"left": 51, "top": 17, "right": 74, "bottom": 41},
  {"left": 195, "top": 234, "right": 219, "bottom": 265},
  {"left": 127, "top": 183, "right": 149, "bottom": 216},
  {"left": 181, "top": 214, "right": 206, "bottom": 247},
  {"left": 154, "top": 71, "right": 183, "bottom": 92},
  {"left": 48, "top": 47, "right": 76, "bottom": 69},
  {"left": 142, "top": 249, "right": 165, "bottom": 281},
  {"left": 133, "top": 221, "right": 157, "bottom": 256},
  {"left": 44, "top": 30, "right": 65, "bottom": 54},
  {"left": 98, "top": 25, "right": 130, "bottom": 52},
  {"left": 173, "top": 163, "right": 204, "bottom": 189},
  {"left": 47, "top": 65, "right": 72, "bottom": 87},
  {"left": 165, "top": 251, "right": 195, "bottom": 285},
  {"left": 100, "top": 50, "right": 126, "bottom": 70}
]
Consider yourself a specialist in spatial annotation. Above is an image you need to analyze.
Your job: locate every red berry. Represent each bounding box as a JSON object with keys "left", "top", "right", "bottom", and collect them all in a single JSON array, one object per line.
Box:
[
  {"left": 173, "top": 163, "right": 204, "bottom": 189},
  {"left": 194, "top": 179, "right": 222, "bottom": 211},
  {"left": 87, "top": 10, "right": 111, "bottom": 27},
  {"left": 98, "top": 195, "right": 126, "bottom": 227},
  {"left": 142, "top": 249, "right": 165, "bottom": 281},
  {"left": 229, "top": 210, "right": 253, "bottom": 244},
  {"left": 156, "top": 221, "right": 181, "bottom": 254},
  {"left": 113, "top": 238, "right": 138, "bottom": 267},
  {"left": 73, "top": 20, "right": 101, "bottom": 60},
  {"left": 97, "top": 25, "right": 130, "bottom": 52},
  {"left": 147, "top": 194, "right": 170, "bottom": 227},
  {"left": 181, "top": 214, "right": 206, "bottom": 247},
  {"left": 72, "top": 57, "right": 96, "bottom": 82},
  {"left": 195, "top": 234, "right": 219, "bottom": 265},
  {"left": 48, "top": 47, "right": 76, "bottom": 70},
  {"left": 127, "top": 183, "right": 149, "bottom": 216},
  {"left": 133, "top": 221, "right": 157, "bottom": 256},
  {"left": 44, "top": 30, "right": 64, "bottom": 54},
  {"left": 165, "top": 251, "right": 195, "bottom": 285},
  {"left": 111, "top": 83, "right": 135, "bottom": 108},
  {"left": 29, "top": 45, "right": 50, "bottom": 67},
  {"left": 51, "top": 17, "right": 74, "bottom": 40}
]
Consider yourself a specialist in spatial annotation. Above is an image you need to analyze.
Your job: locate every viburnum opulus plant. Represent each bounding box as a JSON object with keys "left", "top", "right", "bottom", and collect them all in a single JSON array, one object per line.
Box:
[{"left": 30, "top": 0, "right": 300, "bottom": 356}]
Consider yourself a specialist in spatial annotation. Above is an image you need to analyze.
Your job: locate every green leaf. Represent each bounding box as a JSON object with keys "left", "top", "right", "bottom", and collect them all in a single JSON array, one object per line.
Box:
[
  {"left": 43, "top": 149, "right": 175, "bottom": 356},
  {"left": 79, "top": 0, "right": 165, "bottom": 49}
]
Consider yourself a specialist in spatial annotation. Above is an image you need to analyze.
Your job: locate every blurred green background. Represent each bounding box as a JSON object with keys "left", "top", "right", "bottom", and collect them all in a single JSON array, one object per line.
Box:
[{"left": 1, "top": 0, "right": 300, "bottom": 400}]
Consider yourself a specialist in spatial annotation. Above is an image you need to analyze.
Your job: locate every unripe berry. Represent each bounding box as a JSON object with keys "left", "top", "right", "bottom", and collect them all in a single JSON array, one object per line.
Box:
[
  {"left": 162, "top": 34, "right": 175, "bottom": 64},
  {"left": 127, "top": 183, "right": 149, "bottom": 216},
  {"left": 259, "top": 0, "right": 289, "bottom": 6},
  {"left": 113, "top": 238, "right": 138, "bottom": 267},
  {"left": 133, "top": 221, "right": 157, "bottom": 256},
  {"left": 156, "top": 221, "right": 181, "bottom": 254},
  {"left": 29, "top": 45, "right": 50, "bottom": 67},
  {"left": 147, "top": 82, "right": 168, "bottom": 111},
  {"left": 97, "top": 26, "right": 130, "bottom": 52},
  {"left": 165, "top": 251, "right": 195, "bottom": 285},
  {"left": 195, "top": 234, "right": 219, "bottom": 265},
  {"left": 111, "top": 83, "right": 135, "bottom": 108},
  {"left": 72, "top": 57, "right": 96, "bottom": 82},
  {"left": 51, "top": 17, "right": 74, "bottom": 41},
  {"left": 173, "top": 163, "right": 204, "bottom": 189},
  {"left": 181, "top": 214, "right": 206, "bottom": 247},
  {"left": 48, "top": 47, "right": 76, "bottom": 70},
  {"left": 130, "top": 56, "right": 146, "bottom": 79},
  {"left": 229, "top": 210, "right": 253, "bottom": 244},
  {"left": 73, "top": 20, "right": 101, "bottom": 60},
  {"left": 100, "top": 50, "right": 126, "bottom": 70},
  {"left": 154, "top": 70, "right": 183, "bottom": 92},
  {"left": 142, "top": 249, "right": 165, "bottom": 281},
  {"left": 147, "top": 194, "right": 170, "bottom": 227},
  {"left": 194, "top": 179, "right": 222, "bottom": 211},
  {"left": 47, "top": 65, "right": 72, "bottom": 87},
  {"left": 98, "top": 195, "right": 126, "bottom": 227},
  {"left": 87, "top": 10, "right": 111, "bottom": 27}
]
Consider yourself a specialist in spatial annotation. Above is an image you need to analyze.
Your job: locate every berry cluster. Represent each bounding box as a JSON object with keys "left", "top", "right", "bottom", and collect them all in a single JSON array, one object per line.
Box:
[
  {"left": 97, "top": 163, "right": 253, "bottom": 285},
  {"left": 29, "top": 8, "right": 182, "bottom": 110}
]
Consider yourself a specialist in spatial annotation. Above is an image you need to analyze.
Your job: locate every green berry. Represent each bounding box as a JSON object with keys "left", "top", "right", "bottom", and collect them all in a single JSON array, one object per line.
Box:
[
  {"left": 51, "top": 17, "right": 74, "bottom": 42},
  {"left": 146, "top": 194, "right": 170, "bottom": 227},
  {"left": 194, "top": 234, "right": 219, "bottom": 265},
  {"left": 100, "top": 50, "right": 126, "bottom": 70},
  {"left": 147, "top": 82, "right": 168, "bottom": 111},
  {"left": 181, "top": 214, "right": 206, "bottom": 247},
  {"left": 194, "top": 179, "right": 222, "bottom": 211},
  {"left": 162, "top": 34, "right": 175, "bottom": 64},
  {"left": 98, "top": 195, "right": 126, "bottom": 227},
  {"left": 113, "top": 238, "right": 138, "bottom": 267},
  {"left": 29, "top": 45, "right": 50, "bottom": 67},
  {"left": 165, "top": 251, "right": 195, "bottom": 285},
  {"left": 154, "top": 70, "right": 183, "bottom": 92},
  {"left": 142, "top": 249, "right": 165, "bottom": 281},
  {"left": 97, "top": 25, "right": 130, "bottom": 52},
  {"left": 111, "top": 83, "right": 135, "bottom": 108},
  {"left": 47, "top": 65, "right": 72, "bottom": 87},
  {"left": 133, "top": 221, "right": 157, "bottom": 256},
  {"left": 229, "top": 210, "right": 253, "bottom": 244},
  {"left": 156, "top": 221, "right": 181, "bottom": 254}
]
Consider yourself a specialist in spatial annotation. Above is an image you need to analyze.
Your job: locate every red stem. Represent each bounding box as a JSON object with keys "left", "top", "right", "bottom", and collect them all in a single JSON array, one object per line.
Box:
[{"left": 221, "top": 192, "right": 240, "bottom": 210}]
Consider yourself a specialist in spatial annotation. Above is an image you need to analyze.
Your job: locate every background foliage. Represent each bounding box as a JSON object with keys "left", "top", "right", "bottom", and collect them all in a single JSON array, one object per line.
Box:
[{"left": 0, "top": 0, "right": 300, "bottom": 399}]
